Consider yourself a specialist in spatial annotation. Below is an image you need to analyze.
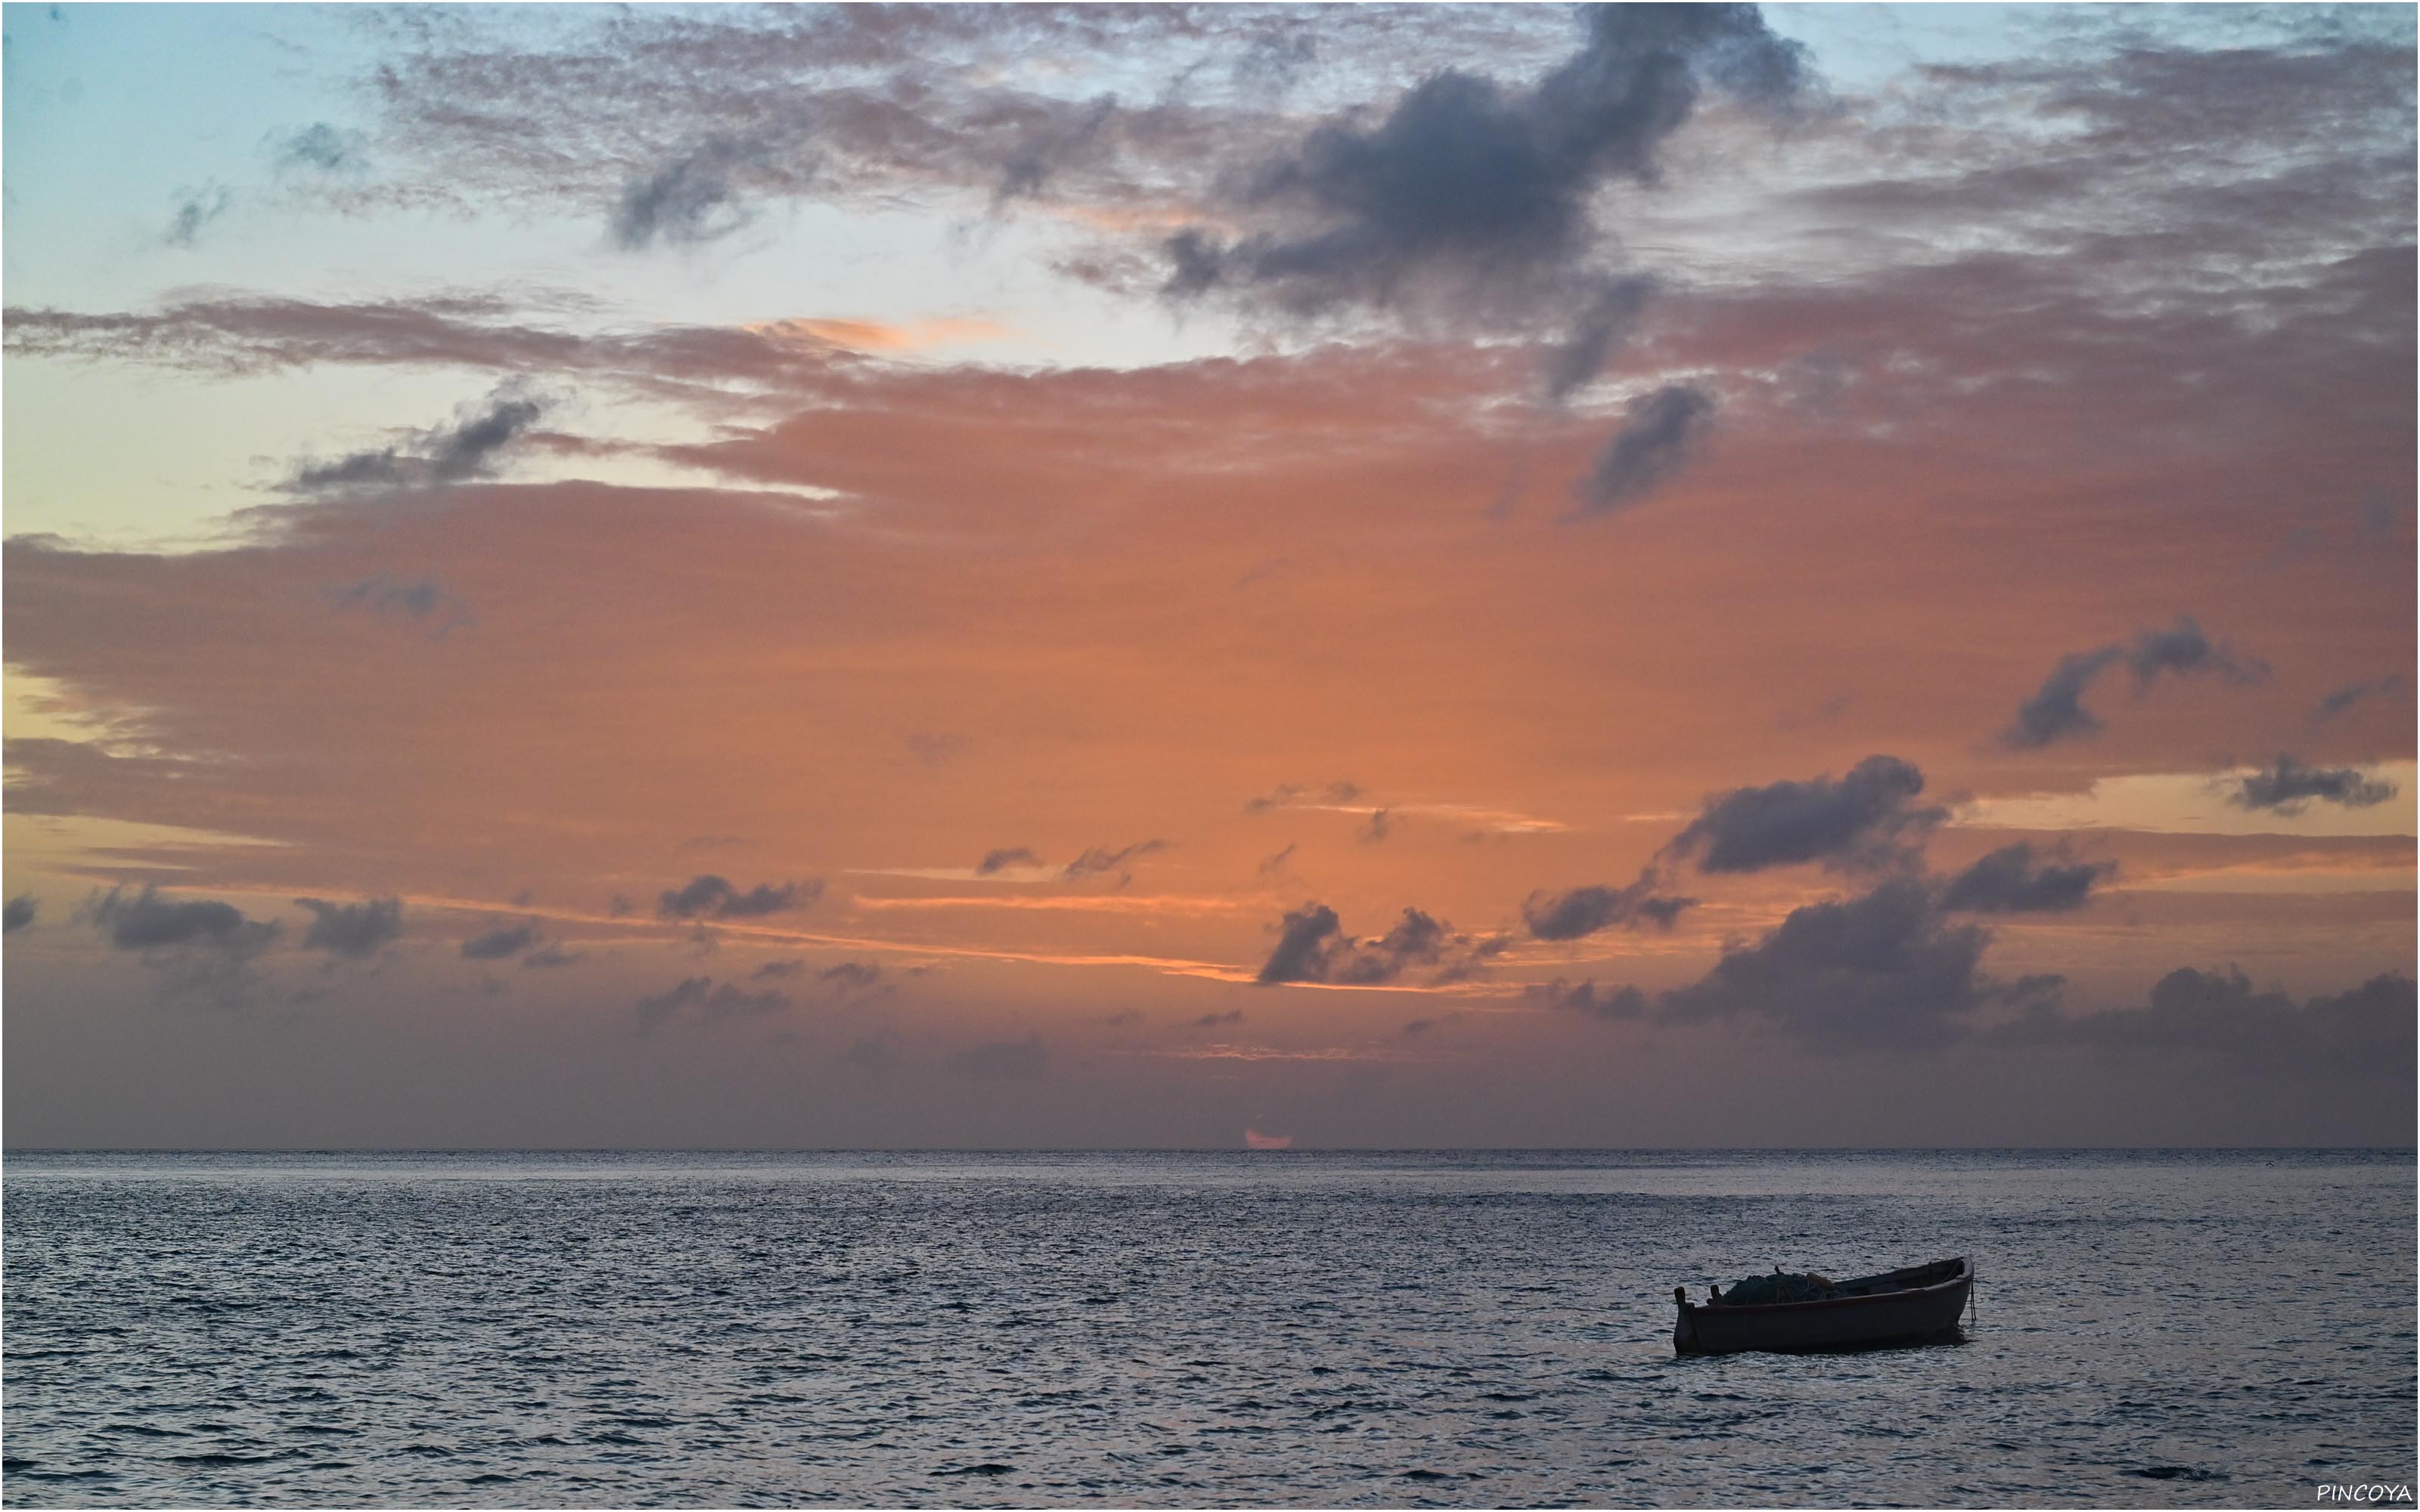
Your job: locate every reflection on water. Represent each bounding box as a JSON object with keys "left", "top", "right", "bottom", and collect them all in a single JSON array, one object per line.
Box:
[{"left": 5, "top": 1149, "right": 2412, "bottom": 1506}]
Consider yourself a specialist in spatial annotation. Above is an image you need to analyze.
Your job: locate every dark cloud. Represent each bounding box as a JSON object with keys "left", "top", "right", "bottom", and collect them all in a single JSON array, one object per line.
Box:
[
  {"left": 611, "top": 133, "right": 788, "bottom": 250},
  {"left": 1358, "top": 807, "right": 1393, "bottom": 844},
  {"left": 818, "top": 960, "right": 885, "bottom": 995},
  {"left": 2003, "top": 617, "right": 2268, "bottom": 748},
  {"left": 1519, "top": 875, "right": 1696, "bottom": 940},
  {"left": 1162, "top": 228, "right": 1232, "bottom": 300},
  {"left": 1941, "top": 843, "right": 2114, "bottom": 913},
  {"left": 322, "top": 5, "right": 1284, "bottom": 237},
  {"left": 288, "top": 383, "right": 550, "bottom": 494},
  {"left": 1543, "top": 274, "right": 1656, "bottom": 402},
  {"left": 88, "top": 886, "right": 280, "bottom": 1004},
  {"left": 1993, "top": 968, "right": 2415, "bottom": 1077},
  {"left": 656, "top": 874, "right": 821, "bottom": 919},
  {"left": 1428, "top": 932, "right": 1512, "bottom": 986},
  {"left": 2005, "top": 646, "right": 2126, "bottom": 748},
  {"left": 950, "top": 1033, "right": 1050, "bottom": 1080},
  {"left": 296, "top": 896, "right": 403, "bottom": 958},
  {"left": 1255, "top": 903, "right": 1503, "bottom": 986},
  {"left": 4, "top": 895, "right": 34, "bottom": 933},
  {"left": 163, "top": 184, "right": 231, "bottom": 248},
  {"left": 1257, "top": 842, "right": 1296, "bottom": 877},
  {"left": 327, "top": 572, "right": 472, "bottom": 635},
  {"left": 1196, "top": 1008, "right": 1244, "bottom": 1027},
  {"left": 1522, "top": 752, "right": 1942, "bottom": 925},
  {"left": 461, "top": 922, "right": 540, "bottom": 960},
  {"left": 1533, "top": 881, "right": 2071, "bottom": 1050},
  {"left": 1525, "top": 978, "right": 1649, "bottom": 1021},
  {"left": 94, "top": 889, "right": 270, "bottom": 951},
  {"left": 908, "top": 732, "right": 970, "bottom": 766},
  {"left": 1751, "top": 33, "right": 2412, "bottom": 354},
  {"left": 634, "top": 975, "right": 709, "bottom": 1034},
  {"left": 1666, "top": 754, "right": 1944, "bottom": 875},
  {"left": 1541, "top": 881, "right": 2411, "bottom": 1076},
  {"left": 1934, "top": 31, "right": 2412, "bottom": 167},
  {"left": 2233, "top": 754, "right": 2398, "bottom": 813},
  {"left": 1230, "top": 29, "right": 1320, "bottom": 98},
  {"left": 1323, "top": 906, "right": 1447, "bottom": 986},
  {"left": 1776, "top": 692, "right": 1854, "bottom": 732},
  {"left": 1162, "top": 4, "right": 1813, "bottom": 318},
  {"left": 1060, "top": 839, "right": 1166, "bottom": 884},
  {"left": 1572, "top": 382, "right": 1715, "bottom": 514},
  {"left": 1258, "top": 903, "right": 1343, "bottom": 984},
  {"left": 292, "top": 449, "right": 413, "bottom": 493},
  {"left": 2312, "top": 674, "right": 2399, "bottom": 723},
  {"left": 702, "top": 987, "right": 793, "bottom": 1021},
  {"left": 2357, "top": 486, "right": 2409, "bottom": 537},
  {"left": 428, "top": 390, "right": 550, "bottom": 479},
  {"left": 749, "top": 959, "right": 805, "bottom": 981},
  {"left": 634, "top": 974, "right": 794, "bottom": 1034},
  {"left": 521, "top": 944, "right": 584, "bottom": 969},
  {"left": 1, "top": 293, "right": 858, "bottom": 410},
  {"left": 977, "top": 846, "right": 1041, "bottom": 875},
  {"left": 997, "top": 94, "right": 1116, "bottom": 203},
  {"left": 2125, "top": 616, "right": 2266, "bottom": 686},
  {"left": 1658, "top": 877, "right": 2027, "bottom": 1050},
  {"left": 1245, "top": 779, "right": 1360, "bottom": 814},
  {"left": 274, "top": 122, "right": 368, "bottom": 175}
]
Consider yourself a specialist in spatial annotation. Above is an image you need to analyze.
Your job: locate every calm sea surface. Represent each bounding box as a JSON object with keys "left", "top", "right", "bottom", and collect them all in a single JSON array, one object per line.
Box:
[{"left": 4, "top": 1150, "right": 2412, "bottom": 1507}]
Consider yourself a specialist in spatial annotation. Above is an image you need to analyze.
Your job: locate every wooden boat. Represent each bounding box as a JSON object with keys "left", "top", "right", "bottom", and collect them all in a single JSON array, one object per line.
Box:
[{"left": 1672, "top": 1257, "right": 1972, "bottom": 1356}]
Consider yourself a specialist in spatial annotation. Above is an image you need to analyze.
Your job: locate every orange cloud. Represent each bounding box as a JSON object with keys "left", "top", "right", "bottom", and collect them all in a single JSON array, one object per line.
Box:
[
  {"left": 752, "top": 316, "right": 1014, "bottom": 353},
  {"left": 6, "top": 315, "right": 2410, "bottom": 1077}
]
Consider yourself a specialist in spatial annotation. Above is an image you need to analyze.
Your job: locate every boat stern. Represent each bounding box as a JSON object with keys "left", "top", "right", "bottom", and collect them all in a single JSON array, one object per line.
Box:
[{"left": 1671, "top": 1286, "right": 1701, "bottom": 1356}]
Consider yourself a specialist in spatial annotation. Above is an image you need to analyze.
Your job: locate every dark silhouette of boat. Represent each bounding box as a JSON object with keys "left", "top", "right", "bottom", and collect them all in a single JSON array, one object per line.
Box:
[{"left": 1672, "top": 1257, "right": 1972, "bottom": 1355}]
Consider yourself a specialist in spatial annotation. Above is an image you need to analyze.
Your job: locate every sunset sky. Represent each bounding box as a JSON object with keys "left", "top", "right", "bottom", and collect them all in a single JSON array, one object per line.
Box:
[{"left": 5, "top": 2, "right": 2413, "bottom": 1148}]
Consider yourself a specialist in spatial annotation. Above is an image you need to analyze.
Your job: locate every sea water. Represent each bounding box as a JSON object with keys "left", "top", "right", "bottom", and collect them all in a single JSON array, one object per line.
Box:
[{"left": 5, "top": 1149, "right": 2412, "bottom": 1507}]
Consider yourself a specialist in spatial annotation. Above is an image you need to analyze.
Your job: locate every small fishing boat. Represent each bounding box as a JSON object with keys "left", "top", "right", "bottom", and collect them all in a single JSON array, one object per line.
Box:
[{"left": 1672, "top": 1256, "right": 1972, "bottom": 1356}]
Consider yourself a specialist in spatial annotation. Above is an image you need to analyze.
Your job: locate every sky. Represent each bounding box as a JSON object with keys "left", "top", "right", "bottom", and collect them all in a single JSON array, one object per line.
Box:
[{"left": 2, "top": 2, "right": 2413, "bottom": 1149}]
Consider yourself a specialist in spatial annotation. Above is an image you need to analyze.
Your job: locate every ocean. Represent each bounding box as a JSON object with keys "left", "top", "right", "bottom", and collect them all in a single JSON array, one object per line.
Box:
[{"left": 3, "top": 1149, "right": 2411, "bottom": 1507}]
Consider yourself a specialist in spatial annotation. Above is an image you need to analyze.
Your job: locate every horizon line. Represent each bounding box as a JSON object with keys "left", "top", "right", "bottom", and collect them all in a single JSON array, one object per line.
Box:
[{"left": 8, "top": 1144, "right": 2412, "bottom": 1156}]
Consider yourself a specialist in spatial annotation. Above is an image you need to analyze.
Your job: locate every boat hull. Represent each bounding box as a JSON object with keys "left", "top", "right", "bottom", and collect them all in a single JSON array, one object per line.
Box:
[{"left": 1674, "top": 1259, "right": 1969, "bottom": 1356}]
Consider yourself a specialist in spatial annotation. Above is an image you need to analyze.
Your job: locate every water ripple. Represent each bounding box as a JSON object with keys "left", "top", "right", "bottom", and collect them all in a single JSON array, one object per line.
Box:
[{"left": 4, "top": 1149, "right": 2411, "bottom": 1507}]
